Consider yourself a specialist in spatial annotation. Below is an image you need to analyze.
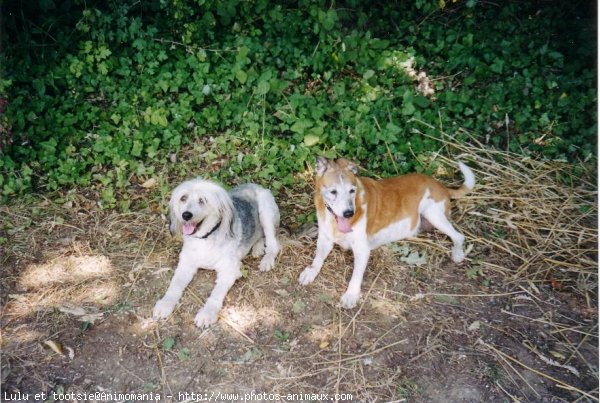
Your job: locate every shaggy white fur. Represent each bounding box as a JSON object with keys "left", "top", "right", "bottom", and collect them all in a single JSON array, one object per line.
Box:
[{"left": 153, "top": 179, "right": 280, "bottom": 328}]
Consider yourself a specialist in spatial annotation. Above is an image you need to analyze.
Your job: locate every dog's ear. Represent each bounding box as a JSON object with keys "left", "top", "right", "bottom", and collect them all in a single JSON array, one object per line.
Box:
[
  {"left": 168, "top": 207, "right": 179, "bottom": 236},
  {"left": 337, "top": 158, "right": 358, "bottom": 175},
  {"left": 168, "top": 191, "right": 182, "bottom": 236},
  {"left": 315, "top": 156, "right": 330, "bottom": 176}
]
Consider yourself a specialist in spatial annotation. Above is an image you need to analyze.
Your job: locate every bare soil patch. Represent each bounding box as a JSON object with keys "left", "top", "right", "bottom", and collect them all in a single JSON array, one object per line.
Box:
[{"left": 1, "top": 142, "right": 597, "bottom": 402}]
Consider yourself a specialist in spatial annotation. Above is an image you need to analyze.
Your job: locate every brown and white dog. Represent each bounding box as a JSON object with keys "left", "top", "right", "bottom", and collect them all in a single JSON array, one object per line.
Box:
[{"left": 299, "top": 157, "right": 475, "bottom": 309}]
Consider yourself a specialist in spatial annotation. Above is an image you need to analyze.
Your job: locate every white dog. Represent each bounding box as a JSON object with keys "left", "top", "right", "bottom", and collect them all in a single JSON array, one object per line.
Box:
[{"left": 153, "top": 179, "right": 280, "bottom": 328}]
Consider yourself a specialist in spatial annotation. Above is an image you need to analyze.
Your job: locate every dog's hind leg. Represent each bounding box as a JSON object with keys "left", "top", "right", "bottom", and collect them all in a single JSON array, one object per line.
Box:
[
  {"left": 256, "top": 189, "right": 281, "bottom": 272},
  {"left": 153, "top": 258, "right": 199, "bottom": 320},
  {"left": 422, "top": 206, "right": 466, "bottom": 263},
  {"left": 194, "top": 264, "right": 242, "bottom": 328},
  {"left": 251, "top": 238, "right": 266, "bottom": 258}
]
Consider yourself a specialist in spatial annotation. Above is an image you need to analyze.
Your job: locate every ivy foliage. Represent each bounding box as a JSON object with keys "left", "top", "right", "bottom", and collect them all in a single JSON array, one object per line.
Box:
[{"left": 1, "top": 0, "right": 596, "bottom": 205}]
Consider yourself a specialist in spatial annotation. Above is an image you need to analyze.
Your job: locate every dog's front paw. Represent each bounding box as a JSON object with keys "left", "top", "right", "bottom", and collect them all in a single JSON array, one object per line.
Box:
[
  {"left": 153, "top": 298, "right": 177, "bottom": 320},
  {"left": 194, "top": 306, "right": 219, "bottom": 328},
  {"left": 340, "top": 291, "right": 360, "bottom": 309},
  {"left": 259, "top": 254, "right": 275, "bottom": 272},
  {"left": 299, "top": 266, "right": 320, "bottom": 285},
  {"left": 452, "top": 247, "right": 465, "bottom": 264}
]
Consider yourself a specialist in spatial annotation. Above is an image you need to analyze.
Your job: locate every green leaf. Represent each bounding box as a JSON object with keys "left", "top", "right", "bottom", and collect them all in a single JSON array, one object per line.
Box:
[
  {"left": 158, "top": 115, "right": 168, "bottom": 127},
  {"left": 178, "top": 348, "right": 190, "bottom": 361},
  {"left": 32, "top": 79, "right": 45, "bottom": 96},
  {"left": 97, "top": 46, "right": 112, "bottom": 60},
  {"left": 256, "top": 80, "right": 270, "bottom": 95},
  {"left": 401, "top": 102, "right": 415, "bottom": 116},
  {"left": 463, "top": 33, "right": 474, "bottom": 46},
  {"left": 97, "top": 62, "right": 108, "bottom": 75},
  {"left": 274, "top": 330, "right": 290, "bottom": 342},
  {"left": 235, "top": 69, "right": 248, "bottom": 84},
  {"left": 131, "top": 140, "right": 143, "bottom": 157},
  {"left": 322, "top": 9, "right": 337, "bottom": 31},
  {"left": 162, "top": 337, "right": 175, "bottom": 350},
  {"left": 370, "top": 39, "right": 390, "bottom": 49},
  {"left": 158, "top": 80, "right": 169, "bottom": 92},
  {"left": 399, "top": 249, "right": 427, "bottom": 266},
  {"left": 196, "top": 49, "right": 207, "bottom": 61},
  {"left": 292, "top": 300, "right": 306, "bottom": 313},
  {"left": 132, "top": 38, "right": 146, "bottom": 50},
  {"left": 290, "top": 119, "right": 313, "bottom": 134},
  {"left": 83, "top": 41, "right": 93, "bottom": 53},
  {"left": 318, "top": 293, "right": 334, "bottom": 305},
  {"left": 386, "top": 122, "right": 402, "bottom": 136},
  {"left": 413, "top": 95, "right": 430, "bottom": 108},
  {"left": 304, "top": 135, "right": 320, "bottom": 146},
  {"left": 237, "top": 46, "right": 250, "bottom": 62},
  {"left": 240, "top": 266, "right": 249, "bottom": 278},
  {"left": 491, "top": 59, "right": 504, "bottom": 73},
  {"left": 390, "top": 244, "right": 427, "bottom": 266}
]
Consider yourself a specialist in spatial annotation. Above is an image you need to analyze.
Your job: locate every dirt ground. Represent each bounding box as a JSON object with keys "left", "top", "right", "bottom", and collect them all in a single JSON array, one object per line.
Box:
[{"left": 1, "top": 148, "right": 598, "bottom": 402}]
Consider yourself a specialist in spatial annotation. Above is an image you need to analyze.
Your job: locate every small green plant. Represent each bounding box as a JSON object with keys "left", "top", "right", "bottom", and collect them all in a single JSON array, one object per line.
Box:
[
  {"left": 292, "top": 300, "right": 306, "bottom": 314},
  {"left": 111, "top": 301, "right": 135, "bottom": 313},
  {"left": 162, "top": 337, "right": 176, "bottom": 351},
  {"left": 274, "top": 329, "right": 290, "bottom": 342},
  {"left": 396, "top": 380, "right": 421, "bottom": 400},
  {"left": 484, "top": 363, "right": 503, "bottom": 382},
  {"left": 466, "top": 266, "right": 491, "bottom": 287},
  {"left": 493, "top": 227, "right": 507, "bottom": 239},
  {"left": 80, "top": 321, "right": 92, "bottom": 332},
  {"left": 178, "top": 348, "right": 191, "bottom": 361}
]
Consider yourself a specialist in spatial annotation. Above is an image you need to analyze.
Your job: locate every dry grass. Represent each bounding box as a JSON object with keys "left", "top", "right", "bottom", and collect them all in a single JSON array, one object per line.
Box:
[
  {"left": 421, "top": 127, "right": 597, "bottom": 296},
  {"left": 0, "top": 135, "right": 597, "bottom": 402}
]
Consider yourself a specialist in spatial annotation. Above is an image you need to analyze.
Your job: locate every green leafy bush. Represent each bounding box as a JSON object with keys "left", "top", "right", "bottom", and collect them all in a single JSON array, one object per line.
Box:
[{"left": 1, "top": 0, "right": 595, "bottom": 203}]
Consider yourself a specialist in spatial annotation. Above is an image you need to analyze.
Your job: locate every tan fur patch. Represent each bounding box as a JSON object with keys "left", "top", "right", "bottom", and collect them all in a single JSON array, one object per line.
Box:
[
  {"left": 315, "top": 160, "right": 452, "bottom": 236},
  {"left": 315, "top": 160, "right": 363, "bottom": 234},
  {"left": 358, "top": 174, "right": 451, "bottom": 236}
]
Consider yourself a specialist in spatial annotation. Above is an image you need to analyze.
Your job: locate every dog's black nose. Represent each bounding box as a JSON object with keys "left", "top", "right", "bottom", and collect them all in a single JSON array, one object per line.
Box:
[
  {"left": 343, "top": 210, "right": 354, "bottom": 218},
  {"left": 182, "top": 211, "right": 193, "bottom": 221}
]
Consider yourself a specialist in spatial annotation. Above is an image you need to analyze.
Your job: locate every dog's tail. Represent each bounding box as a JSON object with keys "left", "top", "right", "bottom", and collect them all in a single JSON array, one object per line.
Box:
[{"left": 448, "top": 161, "right": 475, "bottom": 199}]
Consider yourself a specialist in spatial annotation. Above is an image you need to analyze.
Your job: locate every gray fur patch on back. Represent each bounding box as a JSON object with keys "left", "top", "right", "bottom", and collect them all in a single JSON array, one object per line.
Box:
[{"left": 231, "top": 196, "right": 257, "bottom": 242}]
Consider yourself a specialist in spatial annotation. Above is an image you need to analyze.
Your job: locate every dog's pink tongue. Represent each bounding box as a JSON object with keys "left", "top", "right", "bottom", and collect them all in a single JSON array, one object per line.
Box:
[
  {"left": 183, "top": 222, "right": 196, "bottom": 235},
  {"left": 336, "top": 217, "right": 353, "bottom": 233}
]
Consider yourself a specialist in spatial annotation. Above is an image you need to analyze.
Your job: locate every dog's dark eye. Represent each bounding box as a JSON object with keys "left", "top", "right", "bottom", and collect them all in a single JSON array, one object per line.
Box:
[
  {"left": 198, "top": 198, "right": 205, "bottom": 205},
  {"left": 330, "top": 190, "right": 337, "bottom": 196},
  {"left": 349, "top": 189, "right": 356, "bottom": 194},
  {"left": 180, "top": 195, "right": 188, "bottom": 202}
]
